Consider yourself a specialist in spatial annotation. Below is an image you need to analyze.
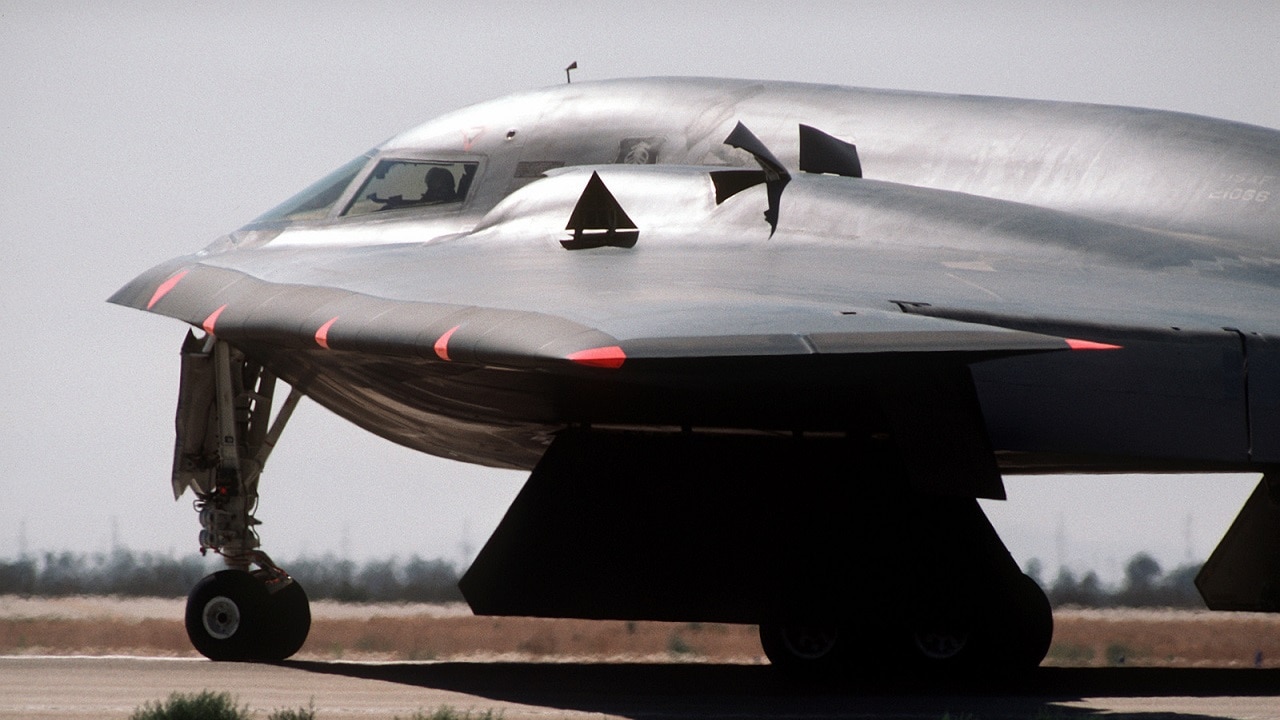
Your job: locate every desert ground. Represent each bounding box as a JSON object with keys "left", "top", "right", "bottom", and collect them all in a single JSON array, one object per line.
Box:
[
  {"left": 7, "top": 599, "right": 1280, "bottom": 720},
  {"left": 4, "top": 595, "right": 1280, "bottom": 668}
]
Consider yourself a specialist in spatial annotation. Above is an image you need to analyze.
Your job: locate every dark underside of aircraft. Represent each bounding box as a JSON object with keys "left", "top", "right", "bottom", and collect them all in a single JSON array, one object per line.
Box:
[{"left": 111, "top": 77, "right": 1280, "bottom": 674}]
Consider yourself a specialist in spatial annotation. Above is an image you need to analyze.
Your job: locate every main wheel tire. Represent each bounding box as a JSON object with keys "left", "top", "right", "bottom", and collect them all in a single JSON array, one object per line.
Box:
[
  {"left": 759, "top": 622, "right": 845, "bottom": 672},
  {"left": 988, "top": 572, "right": 1053, "bottom": 669},
  {"left": 185, "top": 570, "right": 270, "bottom": 661},
  {"left": 262, "top": 578, "right": 311, "bottom": 661},
  {"left": 897, "top": 572, "right": 1053, "bottom": 673},
  {"left": 897, "top": 600, "right": 982, "bottom": 672},
  {"left": 909, "top": 620, "right": 973, "bottom": 664}
]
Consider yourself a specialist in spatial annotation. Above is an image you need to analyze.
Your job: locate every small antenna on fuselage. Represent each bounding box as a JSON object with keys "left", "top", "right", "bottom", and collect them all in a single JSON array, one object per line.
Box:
[{"left": 565, "top": 61, "right": 578, "bottom": 84}]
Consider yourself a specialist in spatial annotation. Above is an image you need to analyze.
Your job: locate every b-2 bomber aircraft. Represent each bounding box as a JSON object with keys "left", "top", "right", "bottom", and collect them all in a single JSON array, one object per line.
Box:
[{"left": 111, "top": 77, "right": 1280, "bottom": 673}]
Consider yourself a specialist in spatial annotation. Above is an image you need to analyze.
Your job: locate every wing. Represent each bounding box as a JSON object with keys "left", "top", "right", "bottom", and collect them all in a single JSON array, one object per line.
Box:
[
  {"left": 110, "top": 259, "right": 1074, "bottom": 366},
  {"left": 108, "top": 163, "right": 1280, "bottom": 488},
  {"left": 112, "top": 186, "right": 1092, "bottom": 505}
]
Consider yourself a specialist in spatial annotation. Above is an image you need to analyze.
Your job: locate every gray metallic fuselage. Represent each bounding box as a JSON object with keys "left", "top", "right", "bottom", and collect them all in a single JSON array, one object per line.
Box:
[{"left": 113, "top": 78, "right": 1280, "bottom": 475}]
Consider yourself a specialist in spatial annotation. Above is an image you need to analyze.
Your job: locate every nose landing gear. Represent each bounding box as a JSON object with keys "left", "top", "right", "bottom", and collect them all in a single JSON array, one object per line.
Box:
[
  {"left": 185, "top": 564, "right": 311, "bottom": 661},
  {"left": 173, "top": 333, "right": 311, "bottom": 661}
]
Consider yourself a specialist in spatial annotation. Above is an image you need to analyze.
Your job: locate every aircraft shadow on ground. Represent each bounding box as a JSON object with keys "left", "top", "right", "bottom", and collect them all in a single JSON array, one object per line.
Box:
[{"left": 283, "top": 661, "right": 1280, "bottom": 720}]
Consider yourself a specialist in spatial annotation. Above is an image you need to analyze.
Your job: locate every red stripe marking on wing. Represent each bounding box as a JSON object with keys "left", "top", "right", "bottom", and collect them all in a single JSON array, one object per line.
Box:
[
  {"left": 315, "top": 317, "right": 339, "bottom": 350},
  {"left": 434, "top": 325, "right": 461, "bottom": 361},
  {"left": 567, "top": 346, "right": 627, "bottom": 369},
  {"left": 1066, "top": 338, "right": 1123, "bottom": 351},
  {"left": 147, "top": 270, "right": 189, "bottom": 310},
  {"left": 202, "top": 304, "right": 228, "bottom": 335}
]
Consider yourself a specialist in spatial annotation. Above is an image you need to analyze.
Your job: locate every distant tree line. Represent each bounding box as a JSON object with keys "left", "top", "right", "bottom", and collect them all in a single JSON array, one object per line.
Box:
[
  {"left": 0, "top": 548, "right": 463, "bottom": 602},
  {"left": 0, "top": 547, "right": 1203, "bottom": 607},
  {"left": 1026, "top": 552, "right": 1205, "bottom": 608}
]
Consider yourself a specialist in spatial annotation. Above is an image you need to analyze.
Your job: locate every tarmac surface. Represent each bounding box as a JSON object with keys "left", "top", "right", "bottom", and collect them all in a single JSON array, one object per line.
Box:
[{"left": 2, "top": 656, "right": 1279, "bottom": 720}]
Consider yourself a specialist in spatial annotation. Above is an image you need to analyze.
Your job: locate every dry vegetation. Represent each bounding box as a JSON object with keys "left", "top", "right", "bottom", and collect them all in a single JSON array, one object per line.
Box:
[
  {"left": 0, "top": 597, "right": 762, "bottom": 663},
  {"left": 4, "top": 596, "right": 1280, "bottom": 667},
  {"left": 1049, "top": 607, "right": 1280, "bottom": 668}
]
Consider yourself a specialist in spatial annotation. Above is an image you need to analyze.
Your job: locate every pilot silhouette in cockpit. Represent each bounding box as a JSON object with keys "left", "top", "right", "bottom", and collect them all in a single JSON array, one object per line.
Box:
[{"left": 421, "top": 167, "right": 458, "bottom": 203}]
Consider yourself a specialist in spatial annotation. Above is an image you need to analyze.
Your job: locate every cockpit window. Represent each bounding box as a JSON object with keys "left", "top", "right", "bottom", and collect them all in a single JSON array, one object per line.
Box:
[
  {"left": 343, "top": 160, "right": 478, "bottom": 216},
  {"left": 252, "top": 152, "right": 372, "bottom": 223}
]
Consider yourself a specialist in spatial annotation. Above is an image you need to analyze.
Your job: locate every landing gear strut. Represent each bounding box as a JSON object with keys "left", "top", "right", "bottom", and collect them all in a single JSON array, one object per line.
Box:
[{"left": 173, "top": 332, "right": 310, "bottom": 661}]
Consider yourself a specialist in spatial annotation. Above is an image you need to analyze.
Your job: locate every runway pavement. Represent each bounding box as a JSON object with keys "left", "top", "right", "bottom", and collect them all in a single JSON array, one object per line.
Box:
[{"left": 2, "top": 656, "right": 1278, "bottom": 720}]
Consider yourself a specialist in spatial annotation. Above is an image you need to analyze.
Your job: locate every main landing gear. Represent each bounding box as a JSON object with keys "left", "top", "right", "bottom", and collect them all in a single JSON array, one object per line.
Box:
[
  {"left": 758, "top": 571, "right": 1052, "bottom": 675},
  {"left": 172, "top": 332, "right": 311, "bottom": 661},
  {"left": 756, "top": 493, "right": 1054, "bottom": 677}
]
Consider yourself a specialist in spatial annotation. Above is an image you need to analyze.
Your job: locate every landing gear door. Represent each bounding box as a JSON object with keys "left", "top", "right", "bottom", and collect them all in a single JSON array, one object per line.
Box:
[
  {"left": 1245, "top": 333, "right": 1280, "bottom": 463},
  {"left": 172, "top": 330, "right": 219, "bottom": 499}
]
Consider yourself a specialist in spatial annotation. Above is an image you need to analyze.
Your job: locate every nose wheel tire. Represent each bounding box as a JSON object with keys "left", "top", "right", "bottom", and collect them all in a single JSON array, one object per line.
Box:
[
  {"left": 186, "top": 570, "right": 269, "bottom": 661},
  {"left": 263, "top": 577, "right": 311, "bottom": 660},
  {"left": 185, "top": 570, "right": 311, "bottom": 661}
]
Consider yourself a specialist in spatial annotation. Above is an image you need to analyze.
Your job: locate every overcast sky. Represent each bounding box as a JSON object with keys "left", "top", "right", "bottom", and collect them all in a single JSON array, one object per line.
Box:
[{"left": 3, "top": 2, "right": 1278, "bottom": 585}]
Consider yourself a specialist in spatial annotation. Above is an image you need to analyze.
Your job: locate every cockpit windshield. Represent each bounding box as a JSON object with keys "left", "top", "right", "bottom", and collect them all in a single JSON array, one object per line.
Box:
[
  {"left": 342, "top": 160, "right": 478, "bottom": 216},
  {"left": 251, "top": 152, "right": 372, "bottom": 224}
]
